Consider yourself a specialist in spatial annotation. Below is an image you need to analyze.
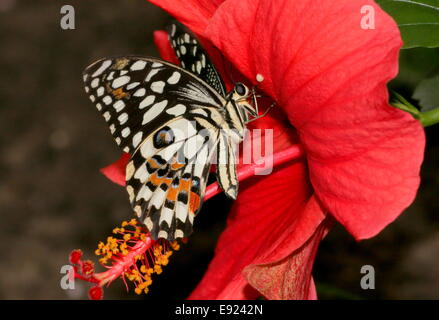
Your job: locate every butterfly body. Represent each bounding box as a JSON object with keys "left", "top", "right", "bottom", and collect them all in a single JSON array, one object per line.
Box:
[{"left": 83, "top": 25, "right": 257, "bottom": 241}]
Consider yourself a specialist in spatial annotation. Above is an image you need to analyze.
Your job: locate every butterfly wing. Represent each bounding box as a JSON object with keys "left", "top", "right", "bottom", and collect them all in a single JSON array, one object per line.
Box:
[
  {"left": 83, "top": 56, "right": 227, "bottom": 240},
  {"left": 168, "top": 23, "right": 242, "bottom": 200},
  {"left": 168, "top": 22, "right": 227, "bottom": 97},
  {"left": 126, "top": 116, "right": 220, "bottom": 240},
  {"left": 83, "top": 56, "right": 226, "bottom": 154}
]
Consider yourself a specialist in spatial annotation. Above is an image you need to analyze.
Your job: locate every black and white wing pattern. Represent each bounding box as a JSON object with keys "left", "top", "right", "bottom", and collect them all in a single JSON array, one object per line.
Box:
[
  {"left": 168, "top": 22, "right": 241, "bottom": 200},
  {"left": 168, "top": 22, "right": 227, "bottom": 97},
  {"left": 83, "top": 56, "right": 228, "bottom": 240}
]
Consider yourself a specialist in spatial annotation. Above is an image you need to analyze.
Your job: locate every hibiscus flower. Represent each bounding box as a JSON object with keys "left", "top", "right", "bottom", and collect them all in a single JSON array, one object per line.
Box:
[{"left": 73, "top": 0, "right": 425, "bottom": 300}]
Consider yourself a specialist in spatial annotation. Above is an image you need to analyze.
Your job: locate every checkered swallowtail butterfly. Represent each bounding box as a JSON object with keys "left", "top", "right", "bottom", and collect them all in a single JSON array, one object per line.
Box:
[{"left": 83, "top": 23, "right": 258, "bottom": 241}]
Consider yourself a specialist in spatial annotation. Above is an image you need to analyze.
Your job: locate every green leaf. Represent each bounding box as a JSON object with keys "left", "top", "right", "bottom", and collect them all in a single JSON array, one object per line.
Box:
[
  {"left": 390, "top": 91, "right": 421, "bottom": 118},
  {"left": 376, "top": 0, "right": 439, "bottom": 48},
  {"left": 412, "top": 74, "right": 439, "bottom": 111}
]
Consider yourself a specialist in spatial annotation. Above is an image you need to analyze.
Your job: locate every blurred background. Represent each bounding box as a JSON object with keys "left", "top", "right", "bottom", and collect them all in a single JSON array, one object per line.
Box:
[{"left": 0, "top": 0, "right": 437, "bottom": 299}]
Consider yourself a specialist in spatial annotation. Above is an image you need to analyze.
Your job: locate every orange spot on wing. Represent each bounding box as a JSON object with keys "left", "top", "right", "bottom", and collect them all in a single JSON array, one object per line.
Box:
[
  {"left": 189, "top": 192, "right": 201, "bottom": 214},
  {"left": 171, "top": 162, "right": 185, "bottom": 170},
  {"left": 147, "top": 159, "right": 161, "bottom": 169},
  {"left": 112, "top": 88, "right": 129, "bottom": 99},
  {"left": 178, "top": 178, "right": 191, "bottom": 193},
  {"left": 150, "top": 172, "right": 172, "bottom": 187},
  {"left": 167, "top": 186, "right": 179, "bottom": 202}
]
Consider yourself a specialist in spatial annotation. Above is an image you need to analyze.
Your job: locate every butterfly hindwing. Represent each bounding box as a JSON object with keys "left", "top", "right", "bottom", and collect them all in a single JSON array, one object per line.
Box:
[
  {"left": 126, "top": 116, "right": 220, "bottom": 240},
  {"left": 168, "top": 22, "right": 227, "bottom": 97}
]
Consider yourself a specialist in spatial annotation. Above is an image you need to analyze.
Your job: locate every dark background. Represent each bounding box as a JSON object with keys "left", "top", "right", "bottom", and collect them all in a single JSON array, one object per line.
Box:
[{"left": 0, "top": 0, "right": 437, "bottom": 299}]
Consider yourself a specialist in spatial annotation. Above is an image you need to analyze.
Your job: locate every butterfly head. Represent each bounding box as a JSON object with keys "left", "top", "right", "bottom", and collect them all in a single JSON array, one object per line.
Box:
[{"left": 232, "top": 83, "right": 259, "bottom": 123}]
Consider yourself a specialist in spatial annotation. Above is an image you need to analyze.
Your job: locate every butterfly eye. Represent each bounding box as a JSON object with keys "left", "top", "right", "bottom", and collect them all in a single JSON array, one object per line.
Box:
[
  {"left": 153, "top": 126, "right": 175, "bottom": 148},
  {"left": 235, "top": 83, "right": 247, "bottom": 96}
]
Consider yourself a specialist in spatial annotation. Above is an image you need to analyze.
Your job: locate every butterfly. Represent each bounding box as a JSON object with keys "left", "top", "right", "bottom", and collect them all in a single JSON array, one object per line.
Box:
[{"left": 83, "top": 22, "right": 260, "bottom": 241}]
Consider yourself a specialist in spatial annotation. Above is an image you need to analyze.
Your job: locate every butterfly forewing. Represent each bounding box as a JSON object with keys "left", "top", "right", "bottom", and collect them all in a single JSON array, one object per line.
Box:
[
  {"left": 83, "top": 56, "right": 225, "bottom": 154},
  {"left": 168, "top": 22, "right": 227, "bottom": 97}
]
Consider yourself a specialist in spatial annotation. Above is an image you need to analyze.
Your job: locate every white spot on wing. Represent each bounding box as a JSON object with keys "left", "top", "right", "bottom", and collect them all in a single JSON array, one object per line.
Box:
[
  {"left": 160, "top": 207, "right": 174, "bottom": 227},
  {"left": 145, "top": 69, "right": 159, "bottom": 82},
  {"left": 175, "top": 230, "right": 184, "bottom": 239},
  {"left": 176, "top": 202, "right": 187, "bottom": 223},
  {"left": 132, "top": 132, "right": 143, "bottom": 148},
  {"left": 166, "top": 104, "right": 186, "bottom": 116},
  {"left": 107, "top": 71, "right": 115, "bottom": 80},
  {"left": 135, "top": 165, "right": 149, "bottom": 184},
  {"left": 130, "top": 61, "right": 147, "bottom": 71},
  {"left": 91, "top": 60, "right": 111, "bottom": 77},
  {"left": 103, "top": 96, "right": 112, "bottom": 105},
  {"left": 158, "top": 230, "right": 168, "bottom": 239},
  {"left": 142, "top": 100, "right": 168, "bottom": 125},
  {"left": 103, "top": 112, "right": 111, "bottom": 121},
  {"left": 112, "top": 76, "right": 130, "bottom": 88},
  {"left": 113, "top": 100, "right": 125, "bottom": 112},
  {"left": 150, "top": 189, "right": 167, "bottom": 210},
  {"left": 151, "top": 81, "right": 165, "bottom": 93},
  {"left": 118, "top": 112, "right": 128, "bottom": 125},
  {"left": 121, "top": 127, "right": 131, "bottom": 138},
  {"left": 97, "top": 87, "right": 104, "bottom": 97},
  {"left": 133, "top": 88, "right": 146, "bottom": 97},
  {"left": 139, "top": 95, "right": 155, "bottom": 109},
  {"left": 126, "top": 185, "right": 135, "bottom": 202},
  {"left": 91, "top": 78, "right": 99, "bottom": 88},
  {"left": 167, "top": 71, "right": 181, "bottom": 85},
  {"left": 126, "top": 82, "right": 140, "bottom": 90}
]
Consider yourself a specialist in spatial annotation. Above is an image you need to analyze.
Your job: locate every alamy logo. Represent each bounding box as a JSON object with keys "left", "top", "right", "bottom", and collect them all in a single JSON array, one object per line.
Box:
[
  {"left": 60, "top": 5, "right": 75, "bottom": 30},
  {"left": 360, "top": 5, "right": 375, "bottom": 30},
  {"left": 60, "top": 265, "right": 75, "bottom": 290},
  {"left": 360, "top": 265, "right": 375, "bottom": 290}
]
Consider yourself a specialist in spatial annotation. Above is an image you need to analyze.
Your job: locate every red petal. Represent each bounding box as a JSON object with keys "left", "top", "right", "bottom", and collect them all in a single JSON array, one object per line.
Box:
[
  {"left": 189, "top": 160, "right": 326, "bottom": 299},
  {"left": 307, "top": 278, "right": 318, "bottom": 300},
  {"left": 244, "top": 217, "right": 332, "bottom": 300},
  {"left": 147, "top": 0, "right": 223, "bottom": 35},
  {"left": 100, "top": 153, "right": 130, "bottom": 186},
  {"left": 205, "top": 0, "right": 425, "bottom": 240},
  {"left": 153, "top": 30, "right": 180, "bottom": 65}
]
